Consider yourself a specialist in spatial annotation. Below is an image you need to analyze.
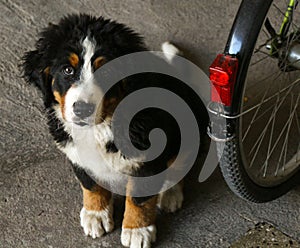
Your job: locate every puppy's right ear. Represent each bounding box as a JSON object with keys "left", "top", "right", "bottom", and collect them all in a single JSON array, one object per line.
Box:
[{"left": 22, "top": 50, "right": 51, "bottom": 96}]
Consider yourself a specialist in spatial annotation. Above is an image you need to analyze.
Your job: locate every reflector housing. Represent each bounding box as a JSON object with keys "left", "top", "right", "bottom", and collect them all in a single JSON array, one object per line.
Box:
[{"left": 209, "top": 54, "right": 238, "bottom": 106}]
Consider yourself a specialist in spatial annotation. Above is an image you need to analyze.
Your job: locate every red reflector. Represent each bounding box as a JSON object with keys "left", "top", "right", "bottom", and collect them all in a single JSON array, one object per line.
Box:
[{"left": 209, "top": 54, "right": 238, "bottom": 106}]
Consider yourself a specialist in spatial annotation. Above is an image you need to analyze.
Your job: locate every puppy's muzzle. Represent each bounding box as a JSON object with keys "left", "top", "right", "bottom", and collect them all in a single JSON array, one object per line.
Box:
[{"left": 73, "top": 101, "right": 95, "bottom": 119}]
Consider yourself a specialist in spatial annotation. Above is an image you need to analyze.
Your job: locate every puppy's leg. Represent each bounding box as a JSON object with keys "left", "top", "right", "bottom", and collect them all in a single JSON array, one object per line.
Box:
[
  {"left": 157, "top": 181, "right": 184, "bottom": 213},
  {"left": 72, "top": 164, "right": 114, "bottom": 238},
  {"left": 121, "top": 196, "right": 157, "bottom": 248},
  {"left": 158, "top": 156, "right": 184, "bottom": 213},
  {"left": 80, "top": 185, "right": 114, "bottom": 238}
]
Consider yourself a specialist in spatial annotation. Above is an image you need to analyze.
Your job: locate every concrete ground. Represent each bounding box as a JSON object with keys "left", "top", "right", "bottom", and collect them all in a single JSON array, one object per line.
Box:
[{"left": 1, "top": 0, "right": 300, "bottom": 247}]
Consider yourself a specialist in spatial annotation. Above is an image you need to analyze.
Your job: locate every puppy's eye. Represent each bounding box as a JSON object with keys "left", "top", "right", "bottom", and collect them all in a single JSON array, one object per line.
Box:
[{"left": 62, "top": 66, "right": 74, "bottom": 76}]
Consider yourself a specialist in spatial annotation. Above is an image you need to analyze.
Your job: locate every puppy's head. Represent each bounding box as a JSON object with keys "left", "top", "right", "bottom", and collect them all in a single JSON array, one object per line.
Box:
[{"left": 22, "top": 14, "right": 145, "bottom": 126}]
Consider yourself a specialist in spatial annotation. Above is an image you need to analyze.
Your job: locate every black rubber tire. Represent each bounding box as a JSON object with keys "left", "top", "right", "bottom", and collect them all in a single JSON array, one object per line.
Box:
[{"left": 218, "top": 133, "right": 300, "bottom": 203}]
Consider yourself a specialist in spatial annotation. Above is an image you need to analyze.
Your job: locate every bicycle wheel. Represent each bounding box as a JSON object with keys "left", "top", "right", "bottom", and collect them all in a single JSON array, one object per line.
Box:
[{"left": 210, "top": 0, "right": 300, "bottom": 202}]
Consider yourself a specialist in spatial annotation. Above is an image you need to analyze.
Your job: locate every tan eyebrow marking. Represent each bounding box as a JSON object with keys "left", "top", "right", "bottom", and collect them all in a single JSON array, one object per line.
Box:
[
  {"left": 93, "top": 56, "right": 106, "bottom": 70},
  {"left": 69, "top": 53, "right": 79, "bottom": 68}
]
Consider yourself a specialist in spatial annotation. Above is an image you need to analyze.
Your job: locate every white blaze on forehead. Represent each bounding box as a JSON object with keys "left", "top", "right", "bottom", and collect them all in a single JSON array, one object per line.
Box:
[
  {"left": 62, "top": 36, "right": 104, "bottom": 124},
  {"left": 81, "top": 37, "right": 96, "bottom": 82}
]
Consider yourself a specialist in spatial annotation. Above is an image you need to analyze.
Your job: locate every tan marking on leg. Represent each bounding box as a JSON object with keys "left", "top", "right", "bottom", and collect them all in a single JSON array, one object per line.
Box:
[
  {"left": 82, "top": 185, "right": 112, "bottom": 211},
  {"left": 123, "top": 196, "right": 157, "bottom": 229},
  {"left": 69, "top": 53, "right": 79, "bottom": 68},
  {"left": 93, "top": 56, "right": 106, "bottom": 71}
]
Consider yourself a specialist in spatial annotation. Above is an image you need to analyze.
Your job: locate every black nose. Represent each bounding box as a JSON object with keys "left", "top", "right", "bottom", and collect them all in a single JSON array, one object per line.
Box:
[{"left": 73, "top": 101, "right": 95, "bottom": 118}]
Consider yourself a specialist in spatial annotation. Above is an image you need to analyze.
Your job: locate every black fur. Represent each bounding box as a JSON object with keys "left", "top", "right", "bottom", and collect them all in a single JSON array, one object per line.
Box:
[
  {"left": 71, "top": 163, "right": 97, "bottom": 191},
  {"left": 105, "top": 141, "right": 119, "bottom": 153}
]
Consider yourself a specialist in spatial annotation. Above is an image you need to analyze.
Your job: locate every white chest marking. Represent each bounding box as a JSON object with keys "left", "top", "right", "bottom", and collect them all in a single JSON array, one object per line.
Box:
[{"left": 58, "top": 123, "right": 141, "bottom": 184}]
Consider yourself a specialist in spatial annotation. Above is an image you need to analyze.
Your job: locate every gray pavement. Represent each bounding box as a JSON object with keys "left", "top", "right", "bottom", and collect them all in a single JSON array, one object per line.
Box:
[{"left": 1, "top": 0, "right": 300, "bottom": 247}]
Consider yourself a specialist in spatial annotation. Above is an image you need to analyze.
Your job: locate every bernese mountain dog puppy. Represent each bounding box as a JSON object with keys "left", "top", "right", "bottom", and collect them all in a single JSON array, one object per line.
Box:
[{"left": 22, "top": 14, "right": 208, "bottom": 248}]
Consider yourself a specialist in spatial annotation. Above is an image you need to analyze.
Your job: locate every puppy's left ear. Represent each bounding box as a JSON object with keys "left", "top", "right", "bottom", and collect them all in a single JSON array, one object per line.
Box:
[{"left": 22, "top": 50, "right": 52, "bottom": 96}]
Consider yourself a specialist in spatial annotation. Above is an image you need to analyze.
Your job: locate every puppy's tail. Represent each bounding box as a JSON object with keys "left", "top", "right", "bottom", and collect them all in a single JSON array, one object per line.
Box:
[{"left": 161, "top": 41, "right": 182, "bottom": 62}]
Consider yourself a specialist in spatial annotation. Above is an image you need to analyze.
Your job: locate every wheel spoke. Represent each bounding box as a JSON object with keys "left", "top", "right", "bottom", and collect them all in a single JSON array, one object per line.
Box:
[
  {"left": 276, "top": 94, "right": 298, "bottom": 174},
  {"left": 263, "top": 95, "right": 299, "bottom": 169},
  {"left": 242, "top": 77, "right": 300, "bottom": 141},
  {"left": 247, "top": 78, "right": 299, "bottom": 169}
]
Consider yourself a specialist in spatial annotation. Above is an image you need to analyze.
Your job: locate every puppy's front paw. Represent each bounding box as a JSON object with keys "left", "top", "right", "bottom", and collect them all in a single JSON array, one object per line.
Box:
[
  {"left": 157, "top": 184, "right": 183, "bottom": 213},
  {"left": 121, "top": 225, "right": 156, "bottom": 248},
  {"left": 80, "top": 206, "right": 114, "bottom": 239}
]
